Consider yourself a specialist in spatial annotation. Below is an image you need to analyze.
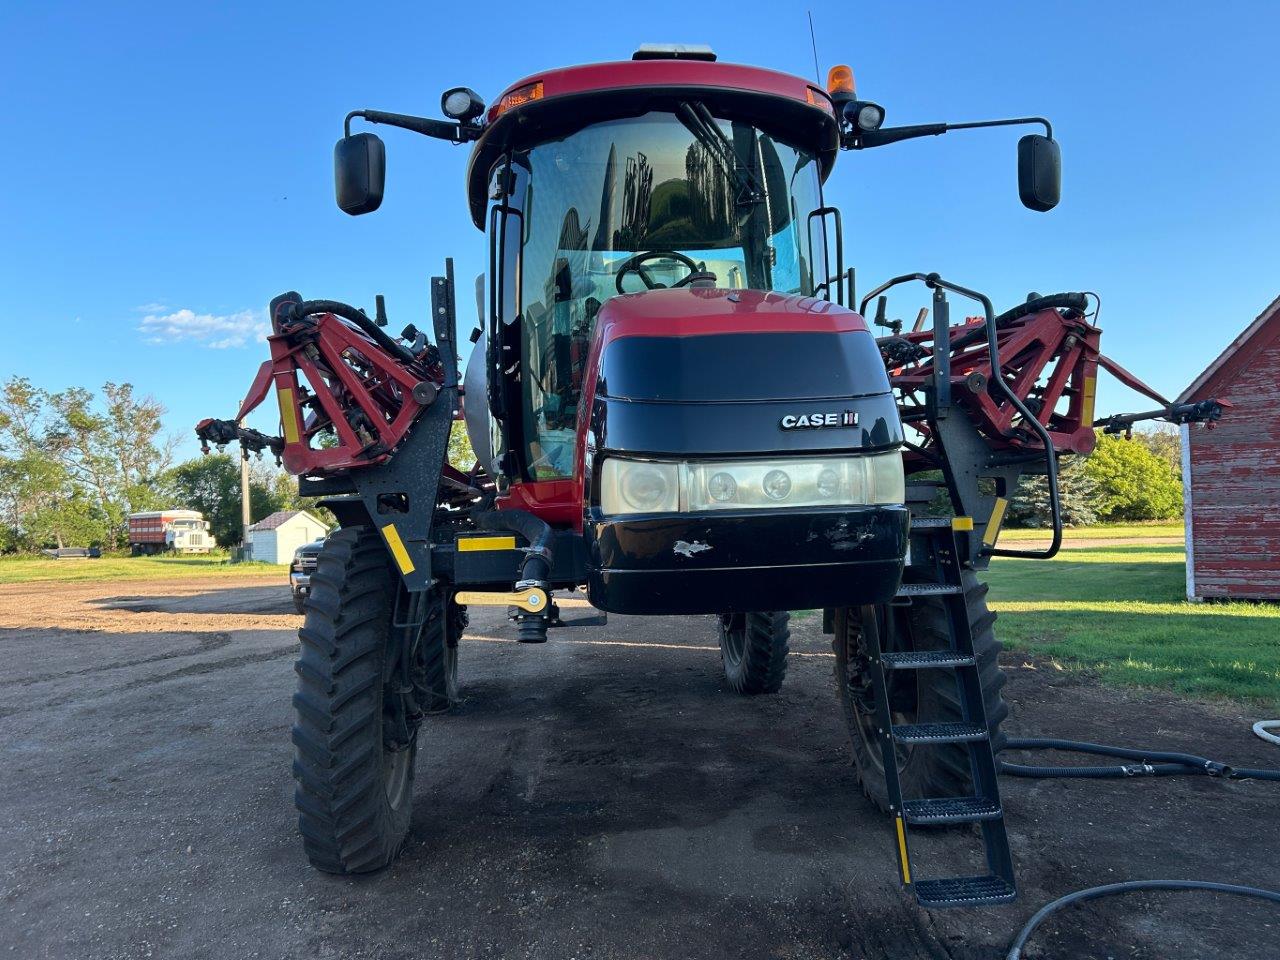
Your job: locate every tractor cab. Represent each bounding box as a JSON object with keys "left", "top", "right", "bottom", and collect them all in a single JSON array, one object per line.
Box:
[
  {"left": 481, "top": 106, "right": 826, "bottom": 481},
  {"left": 463, "top": 49, "right": 848, "bottom": 491}
]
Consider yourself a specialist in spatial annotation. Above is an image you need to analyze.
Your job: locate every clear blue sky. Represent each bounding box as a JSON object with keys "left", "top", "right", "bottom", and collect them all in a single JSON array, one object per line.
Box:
[{"left": 3, "top": 0, "right": 1277, "bottom": 459}]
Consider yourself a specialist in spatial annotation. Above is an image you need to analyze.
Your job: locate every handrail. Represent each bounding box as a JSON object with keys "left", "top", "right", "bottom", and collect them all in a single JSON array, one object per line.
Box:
[{"left": 867, "top": 272, "right": 1063, "bottom": 560}]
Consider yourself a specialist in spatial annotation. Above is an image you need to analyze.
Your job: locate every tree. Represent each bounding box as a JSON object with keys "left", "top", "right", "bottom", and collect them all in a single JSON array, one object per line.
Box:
[
  {"left": 0, "top": 378, "right": 105, "bottom": 549},
  {"left": 0, "top": 377, "right": 175, "bottom": 549},
  {"left": 1007, "top": 455, "right": 1098, "bottom": 528},
  {"left": 1083, "top": 432, "right": 1183, "bottom": 522},
  {"left": 254, "top": 461, "right": 333, "bottom": 528},
  {"left": 160, "top": 454, "right": 283, "bottom": 547},
  {"left": 448, "top": 421, "right": 476, "bottom": 471},
  {"left": 1132, "top": 427, "right": 1181, "bottom": 478},
  {"left": 46, "top": 382, "right": 174, "bottom": 546},
  {"left": 25, "top": 492, "right": 106, "bottom": 550}
]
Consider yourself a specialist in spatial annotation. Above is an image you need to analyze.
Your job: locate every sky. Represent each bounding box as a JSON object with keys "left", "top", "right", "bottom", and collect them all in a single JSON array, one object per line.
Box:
[{"left": 3, "top": 0, "right": 1278, "bottom": 460}]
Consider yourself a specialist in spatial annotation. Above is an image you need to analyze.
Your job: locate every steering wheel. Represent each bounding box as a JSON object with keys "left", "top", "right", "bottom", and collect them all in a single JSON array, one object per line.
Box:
[{"left": 614, "top": 250, "right": 703, "bottom": 295}]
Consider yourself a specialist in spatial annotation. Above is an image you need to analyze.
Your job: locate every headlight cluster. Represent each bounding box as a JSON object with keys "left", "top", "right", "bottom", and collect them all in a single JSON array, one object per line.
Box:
[{"left": 599, "top": 453, "right": 904, "bottom": 516}]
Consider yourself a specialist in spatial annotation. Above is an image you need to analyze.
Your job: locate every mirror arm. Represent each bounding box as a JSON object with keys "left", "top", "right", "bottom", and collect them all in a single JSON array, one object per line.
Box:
[
  {"left": 850, "top": 115, "right": 1052, "bottom": 149},
  {"left": 345, "top": 109, "right": 481, "bottom": 143}
]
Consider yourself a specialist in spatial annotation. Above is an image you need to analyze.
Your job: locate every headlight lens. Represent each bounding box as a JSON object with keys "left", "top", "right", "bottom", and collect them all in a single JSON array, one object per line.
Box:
[
  {"left": 599, "top": 452, "right": 904, "bottom": 516},
  {"left": 707, "top": 471, "right": 737, "bottom": 502},
  {"left": 600, "top": 459, "right": 680, "bottom": 515},
  {"left": 761, "top": 469, "right": 792, "bottom": 501}
]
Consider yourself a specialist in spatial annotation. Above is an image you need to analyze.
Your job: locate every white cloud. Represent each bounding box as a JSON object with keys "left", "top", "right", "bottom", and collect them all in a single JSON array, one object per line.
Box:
[{"left": 138, "top": 308, "right": 268, "bottom": 349}]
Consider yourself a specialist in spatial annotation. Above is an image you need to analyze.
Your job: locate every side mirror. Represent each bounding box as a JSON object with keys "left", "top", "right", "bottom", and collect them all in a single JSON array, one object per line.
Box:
[
  {"left": 334, "top": 132, "right": 385, "bottom": 215},
  {"left": 1017, "top": 134, "right": 1060, "bottom": 212}
]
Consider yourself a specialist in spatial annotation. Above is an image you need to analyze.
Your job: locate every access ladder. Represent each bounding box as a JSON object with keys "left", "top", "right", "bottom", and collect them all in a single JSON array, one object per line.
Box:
[{"left": 864, "top": 515, "right": 1016, "bottom": 908}]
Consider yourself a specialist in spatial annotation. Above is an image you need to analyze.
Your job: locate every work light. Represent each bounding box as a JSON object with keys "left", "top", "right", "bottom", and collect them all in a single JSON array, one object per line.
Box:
[
  {"left": 846, "top": 100, "right": 886, "bottom": 132},
  {"left": 441, "top": 86, "right": 485, "bottom": 122}
]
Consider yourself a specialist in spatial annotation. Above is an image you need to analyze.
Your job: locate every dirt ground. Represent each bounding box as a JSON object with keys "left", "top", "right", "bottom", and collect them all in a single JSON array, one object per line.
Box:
[{"left": 1, "top": 576, "right": 1277, "bottom": 960}]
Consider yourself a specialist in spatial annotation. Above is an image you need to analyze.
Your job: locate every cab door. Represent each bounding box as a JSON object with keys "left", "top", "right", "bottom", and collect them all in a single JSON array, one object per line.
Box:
[{"left": 484, "top": 156, "right": 529, "bottom": 485}]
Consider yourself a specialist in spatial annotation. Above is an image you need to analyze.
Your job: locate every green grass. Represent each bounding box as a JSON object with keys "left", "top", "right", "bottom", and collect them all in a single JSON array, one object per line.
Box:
[
  {"left": 1000, "top": 521, "right": 1184, "bottom": 541},
  {"left": 0, "top": 553, "right": 278, "bottom": 584},
  {"left": 986, "top": 544, "right": 1280, "bottom": 706}
]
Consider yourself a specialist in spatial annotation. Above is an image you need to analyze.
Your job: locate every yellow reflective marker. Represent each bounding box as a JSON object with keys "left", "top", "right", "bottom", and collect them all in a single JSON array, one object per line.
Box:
[
  {"left": 455, "top": 587, "right": 547, "bottom": 613},
  {"left": 457, "top": 535, "right": 517, "bottom": 553},
  {"left": 1081, "top": 374, "right": 1098, "bottom": 427},
  {"left": 381, "top": 523, "right": 415, "bottom": 575},
  {"left": 277, "top": 387, "right": 300, "bottom": 444},
  {"left": 895, "top": 815, "right": 912, "bottom": 885},
  {"left": 951, "top": 516, "right": 974, "bottom": 531},
  {"left": 983, "top": 497, "right": 1009, "bottom": 547}
]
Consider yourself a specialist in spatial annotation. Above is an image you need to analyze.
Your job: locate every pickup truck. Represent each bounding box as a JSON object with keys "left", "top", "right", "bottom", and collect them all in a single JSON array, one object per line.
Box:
[{"left": 289, "top": 538, "right": 325, "bottom": 613}]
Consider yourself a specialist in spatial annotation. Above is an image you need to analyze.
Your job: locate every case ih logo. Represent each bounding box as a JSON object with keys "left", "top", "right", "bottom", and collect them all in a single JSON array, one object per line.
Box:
[{"left": 779, "top": 410, "right": 858, "bottom": 430}]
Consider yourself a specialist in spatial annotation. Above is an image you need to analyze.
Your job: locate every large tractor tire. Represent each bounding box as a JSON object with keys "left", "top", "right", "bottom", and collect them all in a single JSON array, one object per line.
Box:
[
  {"left": 290, "top": 526, "right": 455, "bottom": 874},
  {"left": 833, "top": 572, "right": 1008, "bottom": 811},
  {"left": 718, "top": 611, "right": 790, "bottom": 694}
]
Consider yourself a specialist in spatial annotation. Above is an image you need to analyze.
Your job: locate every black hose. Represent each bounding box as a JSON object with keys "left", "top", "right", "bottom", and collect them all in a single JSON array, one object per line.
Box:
[
  {"left": 994, "top": 292, "right": 1089, "bottom": 328},
  {"left": 289, "top": 299, "right": 419, "bottom": 367},
  {"left": 998, "top": 737, "right": 1280, "bottom": 782},
  {"left": 1006, "top": 880, "right": 1280, "bottom": 960},
  {"left": 474, "top": 508, "right": 553, "bottom": 584},
  {"left": 951, "top": 291, "right": 1090, "bottom": 352}
]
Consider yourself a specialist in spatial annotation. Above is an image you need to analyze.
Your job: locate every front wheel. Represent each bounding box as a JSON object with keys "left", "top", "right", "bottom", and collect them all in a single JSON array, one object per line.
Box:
[
  {"left": 718, "top": 611, "right": 790, "bottom": 694},
  {"left": 290, "top": 527, "right": 454, "bottom": 874},
  {"left": 833, "top": 572, "right": 1008, "bottom": 811}
]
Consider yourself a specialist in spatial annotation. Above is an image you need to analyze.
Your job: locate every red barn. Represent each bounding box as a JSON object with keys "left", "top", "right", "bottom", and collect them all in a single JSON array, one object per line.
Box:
[{"left": 1178, "top": 294, "right": 1280, "bottom": 600}]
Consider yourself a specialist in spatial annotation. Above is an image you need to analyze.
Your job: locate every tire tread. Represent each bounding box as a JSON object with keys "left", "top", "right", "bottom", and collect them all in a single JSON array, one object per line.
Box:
[{"left": 289, "top": 526, "right": 413, "bottom": 875}]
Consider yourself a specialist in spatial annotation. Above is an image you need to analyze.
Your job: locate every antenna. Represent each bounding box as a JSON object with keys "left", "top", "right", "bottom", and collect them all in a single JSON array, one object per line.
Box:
[{"left": 807, "top": 11, "right": 821, "bottom": 83}]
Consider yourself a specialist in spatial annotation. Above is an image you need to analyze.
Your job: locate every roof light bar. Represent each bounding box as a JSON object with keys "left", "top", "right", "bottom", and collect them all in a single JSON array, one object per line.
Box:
[{"left": 632, "top": 43, "right": 717, "bottom": 62}]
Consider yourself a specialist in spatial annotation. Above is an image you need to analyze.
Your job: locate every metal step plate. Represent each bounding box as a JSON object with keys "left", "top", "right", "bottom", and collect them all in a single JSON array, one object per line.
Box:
[
  {"left": 910, "top": 517, "right": 954, "bottom": 529},
  {"left": 881, "top": 650, "right": 976, "bottom": 670},
  {"left": 902, "top": 796, "right": 1001, "bottom": 825},
  {"left": 893, "top": 722, "right": 988, "bottom": 744},
  {"left": 914, "top": 875, "right": 1016, "bottom": 909},
  {"left": 896, "top": 583, "right": 962, "bottom": 598}
]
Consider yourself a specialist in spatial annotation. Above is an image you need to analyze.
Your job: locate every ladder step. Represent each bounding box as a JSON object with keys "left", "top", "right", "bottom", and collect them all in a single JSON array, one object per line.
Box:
[
  {"left": 914, "top": 875, "right": 1016, "bottom": 909},
  {"left": 902, "top": 796, "right": 1002, "bottom": 825},
  {"left": 893, "top": 722, "right": 988, "bottom": 745},
  {"left": 881, "top": 650, "right": 976, "bottom": 670},
  {"left": 896, "top": 582, "right": 962, "bottom": 598},
  {"left": 910, "top": 516, "right": 954, "bottom": 529}
]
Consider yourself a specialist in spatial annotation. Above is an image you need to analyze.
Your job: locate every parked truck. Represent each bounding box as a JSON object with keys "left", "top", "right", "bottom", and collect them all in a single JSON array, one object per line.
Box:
[{"left": 127, "top": 510, "right": 216, "bottom": 555}]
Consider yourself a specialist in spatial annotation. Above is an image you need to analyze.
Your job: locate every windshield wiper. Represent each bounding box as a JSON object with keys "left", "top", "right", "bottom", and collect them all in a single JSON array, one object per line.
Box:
[{"left": 675, "top": 101, "right": 764, "bottom": 208}]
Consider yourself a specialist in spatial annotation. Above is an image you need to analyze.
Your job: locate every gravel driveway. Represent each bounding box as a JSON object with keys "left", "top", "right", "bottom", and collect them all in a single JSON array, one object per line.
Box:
[{"left": 1, "top": 576, "right": 1276, "bottom": 959}]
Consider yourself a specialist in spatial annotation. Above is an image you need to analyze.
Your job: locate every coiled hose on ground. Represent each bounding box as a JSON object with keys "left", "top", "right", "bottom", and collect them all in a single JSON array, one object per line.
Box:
[
  {"left": 1005, "top": 881, "right": 1280, "bottom": 960},
  {"left": 997, "top": 735, "right": 1280, "bottom": 957},
  {"left": 1254, "top": 720, "right": 1280, "bottom": 746},
  {"left": 997, "top": 736, "right": 1280, "bottom": 781}
]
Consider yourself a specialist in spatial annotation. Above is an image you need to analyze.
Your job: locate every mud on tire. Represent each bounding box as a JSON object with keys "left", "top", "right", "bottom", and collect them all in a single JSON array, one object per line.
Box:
[
  {"left": 718, "top": 611, "right": 790, "bottom": 695},
  {"left": 833, "top": 572, "right": 1008, "bottom": 811},
  {"left": 290, "top": 526, "right": 417, "bottom": 874}
]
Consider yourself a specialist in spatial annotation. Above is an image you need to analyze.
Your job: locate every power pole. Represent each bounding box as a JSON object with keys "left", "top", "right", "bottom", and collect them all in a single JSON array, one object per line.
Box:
[{"left": 240, "top": 452, "right": 252, "bottom": 561}]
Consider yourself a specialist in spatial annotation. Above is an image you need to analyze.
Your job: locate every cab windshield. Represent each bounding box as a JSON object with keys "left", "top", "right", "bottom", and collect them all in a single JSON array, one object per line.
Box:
[{"left": 508, "top": 109, "right": 825, "bottom": 479}]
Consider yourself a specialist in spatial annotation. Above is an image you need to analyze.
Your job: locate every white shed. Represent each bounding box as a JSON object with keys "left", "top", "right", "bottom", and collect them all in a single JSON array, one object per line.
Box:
[{"left": 247, "top": 510, "right": 330, "bottom": 565}]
